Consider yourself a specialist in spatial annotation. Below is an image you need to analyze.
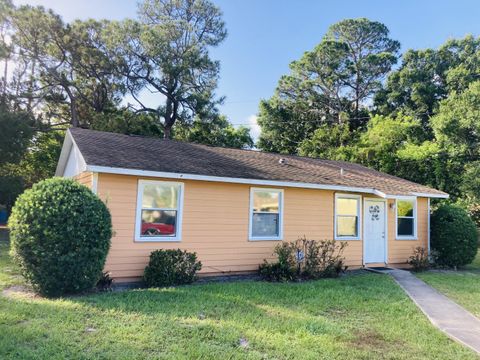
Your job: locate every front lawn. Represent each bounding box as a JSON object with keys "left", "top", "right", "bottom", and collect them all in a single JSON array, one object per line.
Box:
[
  {"left": 418, "top": 250, "right": 480, "bottom": 318},
  {"left": 0, "top": 242, "right": 475, "bottom": 359}
]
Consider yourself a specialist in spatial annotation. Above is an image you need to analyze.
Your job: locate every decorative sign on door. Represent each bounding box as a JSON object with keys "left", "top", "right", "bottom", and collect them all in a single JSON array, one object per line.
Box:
[{"left": 369, "top": 205, "right": 380, "bottom": 221}]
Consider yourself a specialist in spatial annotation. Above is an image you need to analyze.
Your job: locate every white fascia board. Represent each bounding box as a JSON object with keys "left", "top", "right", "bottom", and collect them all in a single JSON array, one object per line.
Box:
[
  {"left": 411, "top": 192, "right": 449, "bottom": 199},
  {"left": 84, "top": 165, "right": 448, "bottom": 199},
  {"left": 86, "top": 164, "right": 380, "bottom": 194}
]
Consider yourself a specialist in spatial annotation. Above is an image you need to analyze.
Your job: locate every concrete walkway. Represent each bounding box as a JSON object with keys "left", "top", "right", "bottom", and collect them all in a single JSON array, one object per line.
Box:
[{"left": 386, "top": 269, "right": 480, "bottom": 354}]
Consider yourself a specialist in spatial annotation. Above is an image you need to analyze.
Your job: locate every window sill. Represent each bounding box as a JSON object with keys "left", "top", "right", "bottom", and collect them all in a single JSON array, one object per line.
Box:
[
  {"left": 335, "top": 237, "right": 361, "bottom": 241},
  {"left": 395, "top": 237, "right": 417, "bottom": 241},
  {"left": 249, "top": 237, "right": 283, "bottom": 241},
  {"left": 135, "top": 237, "right": 182, "bottom": 242}
]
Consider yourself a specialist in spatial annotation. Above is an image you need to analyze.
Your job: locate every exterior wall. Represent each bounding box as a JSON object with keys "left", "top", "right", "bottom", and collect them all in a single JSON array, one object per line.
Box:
[
  {"left": 79, "top": 172, "right": 429, "bottom": 282},
  {"left": 73, "top": 172, "right": 93, "bottom": 189},
  {"left": 387, "top": 198, "right": 428, "bottom": 265}
]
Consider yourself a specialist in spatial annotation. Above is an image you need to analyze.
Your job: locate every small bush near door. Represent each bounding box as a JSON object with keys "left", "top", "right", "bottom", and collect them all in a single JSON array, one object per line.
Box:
[
  {"left": 431, "top": 205, "right": 478, "bottom": 268},
  {"left": 144, "top": 249, "right": 202, "bottom": 287},
  {"left": 408, "top": 247, "right": 430, "bottom": 272},
  {"left": 259, "top": 237, "right": 348, "bottom": 281},
  {"left": 8, "top": 178, "right": 112, "bottom": 297}
]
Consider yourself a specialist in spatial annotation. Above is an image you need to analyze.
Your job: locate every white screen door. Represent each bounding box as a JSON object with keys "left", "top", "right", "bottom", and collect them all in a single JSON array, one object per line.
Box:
[{"left": 364, "top": 200, "right": 386, "bottom": 263}]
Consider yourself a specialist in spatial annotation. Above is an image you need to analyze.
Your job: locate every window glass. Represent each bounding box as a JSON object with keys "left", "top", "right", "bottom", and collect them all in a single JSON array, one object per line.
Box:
[
  {"left": 337, "top": 216, "right": 358, "bottom": 237},
  {"left": 141, "top": 210, "right": 176, "bottom": 236},
  {"left": 397, "top": 200, "right": 414, "bottom": 217},
  {"left": 251, "top": 189, "right": 282, "bottom": 239},
  {"left": 253, "top": 191, "right": 279, "bottom": 212},
  {"left": 336, "top": 198, "right": 358, "bottom": 216},
  {"left": 252, "top": 213, "right": 279, "bottom": 237},
  {"left": 139, "top": 182, "right": 181, "bottom": 239},
  {"left": 142, "top": 183, "right": 178, "bottom": 209},
  {"left": 397, "top": 217, "right": 414, "bottom": 236},
  {"left": 335, "top": 197, "right": 359, "bottom": 238}
]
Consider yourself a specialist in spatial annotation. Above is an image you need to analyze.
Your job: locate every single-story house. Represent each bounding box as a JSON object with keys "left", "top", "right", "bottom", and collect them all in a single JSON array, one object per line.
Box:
[{"left": 56, "top": 128, "right": 448, "bottom": 282}]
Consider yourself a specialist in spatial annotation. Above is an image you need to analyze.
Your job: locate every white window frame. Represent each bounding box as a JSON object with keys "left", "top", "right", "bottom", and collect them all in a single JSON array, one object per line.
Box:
[
  {"left": 334, "top": 193, "right": 362, "bottom": 241},
  {"left": 395, "top": 197, "right": 417, "bottom": 240},
  {"left": 249, "top": 187, "right": 284, "bottom": 241},
  {"left": 135, "top": 180, "right": 184, "bottom": 242}
]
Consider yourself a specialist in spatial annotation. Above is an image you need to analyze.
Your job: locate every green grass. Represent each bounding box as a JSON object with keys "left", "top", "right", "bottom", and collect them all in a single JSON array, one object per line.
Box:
[
  {"left": 0, "top": 243, "right": 476, "bottom": 359},
  {"left": 418, "top": 250, "right": 480, "bottom": 318}
]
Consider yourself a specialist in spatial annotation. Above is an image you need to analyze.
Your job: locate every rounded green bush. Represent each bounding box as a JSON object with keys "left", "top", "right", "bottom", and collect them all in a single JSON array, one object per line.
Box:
[
  {"left": 144, "top": 249, "right": 202, "bottom": 287},
  {"left": 8, "top": 178, "right": 112, "bottom": 297},
  {"left": 431, "top": 204, "right": 478, "bottom": 268}
]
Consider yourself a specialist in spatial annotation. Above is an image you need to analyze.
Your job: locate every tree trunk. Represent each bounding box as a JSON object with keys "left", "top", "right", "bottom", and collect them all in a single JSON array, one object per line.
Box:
[
  {"left": 64, "top": 84, "right": 79, "bottom": 127},
  {"left": 70, "top": 98, "right": 79, "bottom": 127},
  {"left": 163, "top": 125, "right": 171, "bottom": 139},
  {"left": 2, "top": 57, "right": 7, "bottom": 97}
]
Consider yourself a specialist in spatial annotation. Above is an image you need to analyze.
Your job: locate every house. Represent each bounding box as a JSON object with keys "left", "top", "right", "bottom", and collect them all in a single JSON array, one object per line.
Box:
[{"left": 56, "top": 128, "right": 448, "bottom": 282}]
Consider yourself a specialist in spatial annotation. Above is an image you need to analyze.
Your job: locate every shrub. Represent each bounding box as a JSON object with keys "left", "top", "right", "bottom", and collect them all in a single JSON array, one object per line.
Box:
[
  {"left": 258, "top": 237, "right": 348, "bottom": 281},
  {"left": 96, "top": 272, "right": 114, "bottom": 291},
  {"left": 408, "top": 246, "right": 430, "bottom": 272},
  {"left": 143, "top": 249, "right": 202, "bottom": 287},
  {"left": 258, "top": 242, "right": 297, "bottom": 281},
  {"left": 299, "top": 237, "right": 348, "bottom": 279},
  {"left": 431, "top": 204, "right": 478, "bottom": 268},
  {"left": 8, "top": 178, "right": 112, "bottom": 297}
]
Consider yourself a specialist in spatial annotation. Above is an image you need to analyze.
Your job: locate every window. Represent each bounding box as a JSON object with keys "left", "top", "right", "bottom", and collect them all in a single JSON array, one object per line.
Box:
[
  {"left": 335, "top": 194, "right": 361, "bottom": 240},
  {"left": 396, "top": 198, "right": 416, "bottom": 239},
  {"left": 249, "top": 188, "right": 283, "bottom": 240},
  {"left": 135, "top": 180, "right": 184, "bottom": 241}
]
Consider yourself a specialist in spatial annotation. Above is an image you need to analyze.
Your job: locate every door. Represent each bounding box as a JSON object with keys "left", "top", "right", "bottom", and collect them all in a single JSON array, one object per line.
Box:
[{"left": 364, "top": 199, "right": 386, "bottom": 264}]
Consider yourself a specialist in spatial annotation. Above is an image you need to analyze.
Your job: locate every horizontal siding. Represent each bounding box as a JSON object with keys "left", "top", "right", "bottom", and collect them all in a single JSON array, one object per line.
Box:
[
  {"left": 97, "top": 173, "right": 430, "bottom": 280},
  {"left": 73, "top": 172, "right": 92, "bottom": 188},
  {"left": 387, "top": 198, "right": 429, "bottom": 264},
  {"left": 97, "top": 174, "right": 365, "bottom": 280}
]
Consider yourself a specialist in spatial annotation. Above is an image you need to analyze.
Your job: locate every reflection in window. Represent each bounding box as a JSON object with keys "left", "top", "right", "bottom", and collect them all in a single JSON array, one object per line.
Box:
[
  {"left": 397, "top": 199, "right": 416, "bottom": 238},
  {"left": 251, "top": 189, "right": 282, "bottom": 238},
  {"left": 139, "top": 182, "right": 181, "bottom": 239},
  {"left": 336, "top": 196, "right": 360, "bottom": 238}
]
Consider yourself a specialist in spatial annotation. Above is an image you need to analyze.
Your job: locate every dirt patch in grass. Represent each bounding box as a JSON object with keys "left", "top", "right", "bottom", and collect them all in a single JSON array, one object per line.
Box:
[
  {"left": 350, "top": 329, "right": 407, "bottom": 353},
  {"left": 2, "top": 285, "right": 37, "bottom": 299}
]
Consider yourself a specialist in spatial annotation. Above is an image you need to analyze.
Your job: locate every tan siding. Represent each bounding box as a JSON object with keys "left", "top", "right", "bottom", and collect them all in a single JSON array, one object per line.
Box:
[
  {"left": 96, "top": 173, "right": 430, "bottom": 281},
  {"left": 73, "top": 172, "right": 93, "bottom": 189},
  {"left": 387, "top": 198, "right": 429, "bottom": 265}
]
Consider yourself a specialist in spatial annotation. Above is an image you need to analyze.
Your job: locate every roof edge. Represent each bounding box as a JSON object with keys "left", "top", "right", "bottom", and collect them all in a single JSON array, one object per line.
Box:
[
  {"left": 55, "top": 129, "right": 74, "bottom": 176},
  {"left": 86, "top": 164, "right": 449, "bottom": 199}
]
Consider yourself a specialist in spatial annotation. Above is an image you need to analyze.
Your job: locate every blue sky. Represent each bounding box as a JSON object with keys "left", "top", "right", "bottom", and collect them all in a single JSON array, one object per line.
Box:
[{"left": 14, "top": 0, "right": 480, "bottom": 140}]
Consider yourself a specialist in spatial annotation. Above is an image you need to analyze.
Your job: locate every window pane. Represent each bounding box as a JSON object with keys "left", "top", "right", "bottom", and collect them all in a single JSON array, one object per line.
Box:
[
  {"left": 141, "top": 210, "right": 176, "bottom": 237},
  {"left": 397, "top": 200, "right": 414, "bottom": 217},
  {"left": 397, "top": 217, "right": 414, "bottom": 237},
  {"left": 337, "top": 198, "right": 358, "bottom": 216},
  {"left": 252, "top": 213, "right": 279, "bottom": 237},
  {"left": 253, "top": 191, "right": 279, "bottom": 212},
  {"left": 337, "top": 216, "right": 358, "bottom": 237},
  {"left": 142, "top": 184, "right": 178, "bottom": 209}
]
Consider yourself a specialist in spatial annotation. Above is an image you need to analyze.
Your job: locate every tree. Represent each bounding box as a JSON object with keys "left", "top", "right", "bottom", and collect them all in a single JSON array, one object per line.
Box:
[
  {"left": 375, "top": 35, "right": 480, "bottom": 133},
  {"left": 354, "top": 114, "right": 421, "bottom": 175},
  {"left": 324, "top": 18, "right": 400, "bottom": 121},
  {"left": 298, "top": 123, "right": 353, "bottom": 160},
  {"left": 175, "top": 115, "right": 253, "bottom": 148},
  {"left": 257, "top": 18, "right": 399, "bottom": 154},
  {"left": 8, "top": 5, "right": 122, "bottom": 126},
  {"left": 0, "top": 103, "right": 34, "bottom": 165},
  {"left": 106, "top": 0, "right": 227, "bottom": 138},
  {"left": 256, "top": 98, "right": 320, "bottom": 154}
]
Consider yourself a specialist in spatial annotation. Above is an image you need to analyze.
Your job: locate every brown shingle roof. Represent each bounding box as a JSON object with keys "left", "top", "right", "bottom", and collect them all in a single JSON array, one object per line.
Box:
[{"left": 68, "top": 127, "right": 447, "bottom": 198}]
